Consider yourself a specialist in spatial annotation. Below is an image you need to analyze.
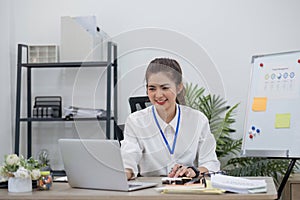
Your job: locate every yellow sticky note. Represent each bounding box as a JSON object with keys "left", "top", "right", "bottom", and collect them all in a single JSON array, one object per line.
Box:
[
  {"left": 252, "top": 97, "right": 267, "bottom": 111},
  {"left": 275, "top": 113, "right": 291, "bottom": 128}
]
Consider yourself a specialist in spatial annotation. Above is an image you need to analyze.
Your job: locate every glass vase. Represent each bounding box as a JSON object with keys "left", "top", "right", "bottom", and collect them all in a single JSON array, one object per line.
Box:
[{"left": 8, "top": 177, "right": 32, "bottom": 193}]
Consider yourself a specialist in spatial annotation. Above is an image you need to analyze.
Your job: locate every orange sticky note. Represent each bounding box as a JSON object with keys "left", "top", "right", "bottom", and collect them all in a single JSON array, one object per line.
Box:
[{"left": 252, "top": 97, "right": 267, "bottom": 111}]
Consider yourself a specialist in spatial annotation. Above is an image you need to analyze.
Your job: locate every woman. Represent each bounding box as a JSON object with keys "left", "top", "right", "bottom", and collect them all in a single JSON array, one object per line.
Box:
[{"left": 121, "top": 58, "right": 220, "bottom": 180}]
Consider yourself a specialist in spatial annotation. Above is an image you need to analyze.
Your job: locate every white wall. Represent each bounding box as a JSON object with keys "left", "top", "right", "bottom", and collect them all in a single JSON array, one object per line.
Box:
[
  {"left": 2, "top": 0, "right": 300, "bottom": 167},
  {"left": 0, "top": 0, "right": 12, "bottom": 162}
]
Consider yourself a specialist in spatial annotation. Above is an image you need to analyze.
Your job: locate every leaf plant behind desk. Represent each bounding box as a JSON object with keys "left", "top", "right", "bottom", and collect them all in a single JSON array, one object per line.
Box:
[{"left": 184, "top": 83, "right": 299, "bottom": 186}]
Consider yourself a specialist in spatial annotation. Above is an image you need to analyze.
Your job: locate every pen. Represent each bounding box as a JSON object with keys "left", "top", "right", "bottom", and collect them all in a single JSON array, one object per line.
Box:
[
  {"left": 185, "top": 176, "right": 207, "bottom": 188},
  {"left": 185, "top": 177, "right": 200, "bottom": 184}
]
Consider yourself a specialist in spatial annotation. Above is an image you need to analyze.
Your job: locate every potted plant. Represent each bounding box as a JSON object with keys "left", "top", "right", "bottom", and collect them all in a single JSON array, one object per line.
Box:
[
  {"left": 38, "top": 149, "right": 52, "bottom": 172},
  {"left": 184, "top": 83, "right": 299, "bottom": 186},
  {"left": 0, "top": 154, "right": 41, "bottom": 192}
]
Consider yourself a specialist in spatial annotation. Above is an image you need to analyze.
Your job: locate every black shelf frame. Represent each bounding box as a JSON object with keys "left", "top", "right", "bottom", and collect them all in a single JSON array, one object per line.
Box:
[
  {"left": 19, "top": 116, "right": 115, "bottom": 122},
  {"left": 14, "top": 42, "right": 118, "bottom": 158}
]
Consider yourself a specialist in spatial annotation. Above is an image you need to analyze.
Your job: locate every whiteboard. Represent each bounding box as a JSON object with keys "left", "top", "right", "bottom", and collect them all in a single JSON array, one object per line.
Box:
[{"left": 242, "top": 51, "right": 300, "bottom": 158}]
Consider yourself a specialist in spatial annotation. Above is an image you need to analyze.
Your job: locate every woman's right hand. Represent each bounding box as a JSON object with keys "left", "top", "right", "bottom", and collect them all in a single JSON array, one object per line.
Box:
[
  {"left": 168, "top": 164, "right": 200, "bottom": 178},
  {"left": 168, "top": 164, "right": 187, "bottom": 177}
]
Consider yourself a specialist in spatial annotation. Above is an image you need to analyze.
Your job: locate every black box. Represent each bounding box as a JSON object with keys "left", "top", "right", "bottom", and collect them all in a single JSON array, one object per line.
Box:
[{"left": 33, "top": 96, "right": 62, "bottom": 118}]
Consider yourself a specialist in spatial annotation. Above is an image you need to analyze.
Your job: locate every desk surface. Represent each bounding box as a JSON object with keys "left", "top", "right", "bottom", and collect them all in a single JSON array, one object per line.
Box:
[{"left": 0, "top": 177, "right": 277, "bottom": 200}]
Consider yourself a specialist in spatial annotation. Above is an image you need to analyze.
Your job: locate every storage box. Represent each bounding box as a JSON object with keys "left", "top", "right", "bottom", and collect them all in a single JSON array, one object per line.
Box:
[
  {"left": 33, "top": 96, "right": 62, "bottom": 118},
  {"left": 29, "top": 45, "right": 58, "bottom": 63},
  {"left": 283, "top": 173, "right": 300, "bottom": 200},
  {"left": 60, "top": 16, "right": 109, "bottom": 62}
]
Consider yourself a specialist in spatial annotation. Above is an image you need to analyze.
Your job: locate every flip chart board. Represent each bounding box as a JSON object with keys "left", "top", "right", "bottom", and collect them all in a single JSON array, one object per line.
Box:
[{"left": 242, "top": 51, "right": 300, "bottom": 158}]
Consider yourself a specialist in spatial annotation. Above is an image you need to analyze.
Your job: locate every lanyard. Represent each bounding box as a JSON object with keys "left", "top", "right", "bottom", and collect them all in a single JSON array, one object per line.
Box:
[{"left": 152, "top": 105, "right": 181, "bottom": 155}]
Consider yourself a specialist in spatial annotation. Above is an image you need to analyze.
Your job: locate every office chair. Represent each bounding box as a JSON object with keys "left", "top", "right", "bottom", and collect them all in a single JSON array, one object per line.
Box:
[
  {"left": 116, "top": 96, "right": 151, "bottom": 142},
  {"left": 115, "top": 123, "right": 125, "bottom": 142},
  {"left": 128, "top": 96, "right": 152, "bottom": 113}
]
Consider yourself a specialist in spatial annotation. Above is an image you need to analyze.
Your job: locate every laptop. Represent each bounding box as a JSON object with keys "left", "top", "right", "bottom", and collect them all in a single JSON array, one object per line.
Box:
[{"left": 58, "top": 139, "right": 158, "bottom": 191}]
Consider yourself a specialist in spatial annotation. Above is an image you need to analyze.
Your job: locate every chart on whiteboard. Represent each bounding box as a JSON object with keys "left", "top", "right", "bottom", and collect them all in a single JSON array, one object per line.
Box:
[{"left": 257, "top": 61, "right": 299, "bottom": 99}]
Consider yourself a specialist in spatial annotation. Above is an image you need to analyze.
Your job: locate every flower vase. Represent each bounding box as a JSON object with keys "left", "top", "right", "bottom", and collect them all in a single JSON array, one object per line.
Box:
[{"left": 8, "top": 177, "right": 32, "bottom": 193}]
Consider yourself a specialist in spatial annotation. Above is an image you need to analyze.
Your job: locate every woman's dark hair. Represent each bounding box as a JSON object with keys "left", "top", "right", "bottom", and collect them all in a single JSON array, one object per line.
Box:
[{"left": 145, "top": 58, "right": 186, "bottom": 105}]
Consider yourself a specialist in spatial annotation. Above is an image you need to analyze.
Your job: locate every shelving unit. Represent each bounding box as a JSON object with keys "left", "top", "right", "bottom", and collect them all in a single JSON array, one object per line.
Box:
[{"left": 14, "top": 42, "right": 118, "bottom": 160}]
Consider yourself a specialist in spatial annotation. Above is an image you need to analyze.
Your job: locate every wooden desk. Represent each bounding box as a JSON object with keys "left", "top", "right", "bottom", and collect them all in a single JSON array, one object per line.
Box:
[{"left": 0, "top": 177, "right": 277, "bottom": 200}]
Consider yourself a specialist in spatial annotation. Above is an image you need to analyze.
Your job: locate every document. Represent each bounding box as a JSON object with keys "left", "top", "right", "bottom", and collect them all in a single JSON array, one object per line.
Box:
[
  {"left": 211, "top": 174, "right": 267, "bottom": 194},
  {"left": 64, "top": 106, "right": 107, "bottom": 118}
]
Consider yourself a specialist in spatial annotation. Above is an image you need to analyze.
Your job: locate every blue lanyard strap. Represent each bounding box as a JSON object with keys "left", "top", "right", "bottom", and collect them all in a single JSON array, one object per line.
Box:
[{"left": 152, "top": 105, "right": 181, "bottom": 155}]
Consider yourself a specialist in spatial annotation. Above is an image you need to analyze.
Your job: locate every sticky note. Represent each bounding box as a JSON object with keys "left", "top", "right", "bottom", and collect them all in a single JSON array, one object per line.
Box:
[
  {"left": 252, "top": 97, "right": 267, "bottom": 111},
  {"left": 275, "top": 113, "right": 291, "bottom": 128}
]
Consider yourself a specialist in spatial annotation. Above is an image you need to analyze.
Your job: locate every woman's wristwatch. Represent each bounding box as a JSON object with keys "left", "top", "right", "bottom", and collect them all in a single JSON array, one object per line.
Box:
[{"left": 187, "top": 166, "right": 200, "bottom": 178}]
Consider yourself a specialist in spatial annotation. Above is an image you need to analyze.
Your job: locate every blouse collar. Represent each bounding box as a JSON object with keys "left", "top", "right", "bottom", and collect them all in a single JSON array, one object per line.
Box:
[{"left": 152, "top": 104, "right": 179, "bottom": 130}]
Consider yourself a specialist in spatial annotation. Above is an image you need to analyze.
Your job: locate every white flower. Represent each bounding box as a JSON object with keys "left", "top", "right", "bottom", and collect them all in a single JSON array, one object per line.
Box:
[
  {"left": 14, "top": 167, "right": 30, "bottom": 179},
  {"left": 0, "top": 176, "right": 6, "bottom": 182},
  {"left": 1, "top": 154, "right": 41, "bottom": 180},
  {"left": 31, "top": 169, "right": 41, "bottom": 180},
  {"left": 5, "top": 154, "right": 19, "bottom": 165}
]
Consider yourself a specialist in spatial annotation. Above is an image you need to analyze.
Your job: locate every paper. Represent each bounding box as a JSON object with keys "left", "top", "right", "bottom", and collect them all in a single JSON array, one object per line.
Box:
[
  {"left": 54, "top": 176, "right": 68, "bottom": 182},
  {"left": 211, "top": 174, "right": 266, "bottom": 194},
  {"left": 275, "top": 113, "right": 291, "bottom": 128},
  {"left": 64, "top": 106, "right": 107, "bottom": 118},
  {"left": 252, "top": 97, "right": 267, "bottom": 111},
  {"left": 155, "top": 181, "right": 224, "bottom": 194}
]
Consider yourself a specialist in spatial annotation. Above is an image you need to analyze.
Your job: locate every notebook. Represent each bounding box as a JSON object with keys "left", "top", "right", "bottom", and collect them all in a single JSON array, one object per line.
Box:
[{"left": 58, "top": 139, "right": 157, "bottom": 191}]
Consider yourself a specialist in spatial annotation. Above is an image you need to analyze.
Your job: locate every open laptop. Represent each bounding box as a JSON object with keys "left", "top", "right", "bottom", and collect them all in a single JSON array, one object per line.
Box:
[{"left": 58, "top": 139, "right": 158, "bottom": 191}]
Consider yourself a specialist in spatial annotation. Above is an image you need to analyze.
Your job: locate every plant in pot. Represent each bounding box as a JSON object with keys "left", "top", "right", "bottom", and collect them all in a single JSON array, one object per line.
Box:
[
  {"left": 37, "top": 149, "right": 51, "bottom": 172},
  {"left": 184, "top": 83, "right": 299, "bottom": 186},
  {"left": 0, "top": 154, "right": 41, "bottom": 192}
]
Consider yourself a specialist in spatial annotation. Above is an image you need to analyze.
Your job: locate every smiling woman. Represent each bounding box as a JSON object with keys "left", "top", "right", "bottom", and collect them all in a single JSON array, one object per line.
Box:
[{"left": 120, "top": 58, "right": 220, "bottom": 180}]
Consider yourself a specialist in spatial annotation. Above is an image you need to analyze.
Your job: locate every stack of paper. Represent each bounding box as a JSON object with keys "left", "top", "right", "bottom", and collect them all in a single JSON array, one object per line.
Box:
[
  {"left": 211, "top": 174, "right": 267, "bottom": 194},
  {"left": 54, "top": 176, "right": 68, "bottom": 182},
  {"left": 156, "top": 178, "right": 225, "bottom": 195},
  {"left": 64, "top": 106, "right": 107, "bottom": 118},
  {"left": 155, "top": 184, "right": 224, "bottom": 194}
]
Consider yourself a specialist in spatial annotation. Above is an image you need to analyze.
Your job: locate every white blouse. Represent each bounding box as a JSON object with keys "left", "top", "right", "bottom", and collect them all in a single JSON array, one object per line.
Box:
[{"left": 121, "top": 104, "right": 220, "bottom": 177}]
